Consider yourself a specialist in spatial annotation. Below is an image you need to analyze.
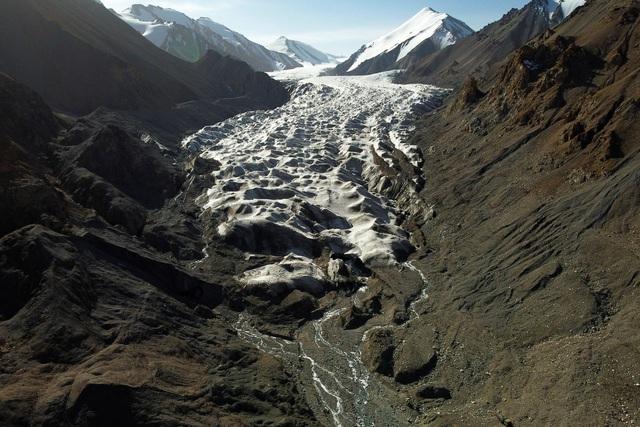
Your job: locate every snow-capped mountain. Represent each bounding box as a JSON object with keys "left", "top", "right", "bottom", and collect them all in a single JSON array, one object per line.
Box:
[
  {"left": 546, "top": 0, "right": 586, "bottom": 24},
  {"left": 117, "top": 5, "right": 301, "bottom": 72},
  {"left": 405, "top": 0, "right": 586, "bottom": 86},
  {"left": 334, "top": 7, "right": 473, "bottom": 75},
  {"left": 268, "top": 37, "right": 340, "bottom": 66}
]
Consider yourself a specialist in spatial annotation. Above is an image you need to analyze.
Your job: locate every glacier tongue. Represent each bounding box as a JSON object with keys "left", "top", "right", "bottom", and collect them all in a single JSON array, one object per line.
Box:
[{"left": 183, "top": 71, "right": 444, "bottom": 289}]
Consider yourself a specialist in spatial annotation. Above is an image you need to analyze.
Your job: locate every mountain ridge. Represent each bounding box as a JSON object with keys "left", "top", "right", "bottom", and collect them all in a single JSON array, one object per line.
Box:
[
  {"left": 117, "top": 4, "right": 302, "bottom": 71},
  {"left": 403, "top": 0, "right": 587, "bottom": 86},
  {"left": 401, "top": 0, "right": 640, "bottom": 421},
  {"left": 0, "top": 0, "right": 288, "bottom": 144},
  {"left": 268, "top": 36, "right": 340, "bottom": 66}
]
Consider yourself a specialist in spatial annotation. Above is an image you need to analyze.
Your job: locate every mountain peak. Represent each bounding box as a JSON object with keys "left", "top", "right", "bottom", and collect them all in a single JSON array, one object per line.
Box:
[
  {"left": 418, "top": 6, "right": 441, "bottom": 14},
  {"left": 124, "top": 4, "right": 193, "bottom": 27},
  {"left": 268, "top": 37, "right": 338, "bottom": 66},
  {"left": 337, "top": 5, "right": 473, "bottom": 75}
]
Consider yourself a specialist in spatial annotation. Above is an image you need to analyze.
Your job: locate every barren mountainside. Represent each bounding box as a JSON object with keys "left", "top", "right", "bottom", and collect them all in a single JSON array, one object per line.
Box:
[
  {"left": 401, "top": 0, "right": 640, "bottom": 422},
  {"left": 0, "top": 0, "right": 638, "bottom": 425}
]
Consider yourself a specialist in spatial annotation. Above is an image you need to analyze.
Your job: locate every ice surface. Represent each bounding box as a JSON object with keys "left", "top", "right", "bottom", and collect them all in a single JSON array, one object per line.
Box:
[
  {"left": 197, "top": 17, "right": 250, "bottom": 48},
  {"left": 183, "top": 72, "right": 444, "bottom": 287},
  {"left": 268, "top": 63, "right": 338, "bottom": 80}
]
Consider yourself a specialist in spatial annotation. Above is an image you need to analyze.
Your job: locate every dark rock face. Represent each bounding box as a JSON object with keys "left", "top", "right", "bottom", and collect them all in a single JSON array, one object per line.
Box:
[
  {"left": 277, "top": 290, "right": 319, "bottom": 319},
  {"left": 196, "top": 50, "right": 289, "bottom": 109},
  {"left": 55, "top": 122, "right": 187, "bottom": 235},
  {"left": 0, "top": 73, "right": 59, "bottom": 148},
  {"left": 61, "top": 167, "right": 148, "bottom": 235},
  {"left": 0, "top": 74, "right": 68, "bottom": 237},
  {"left": 0, "top": 142, "right": 68, "bottom": 236},
  {"left": 416, "top": 386, "right": 451, "bottom": 400},
  {"left": 68, "top": 125, "right": 184, "bottom": 209},
  {"left": 449, "top": 76, "right": 485, "bottom": 112}
]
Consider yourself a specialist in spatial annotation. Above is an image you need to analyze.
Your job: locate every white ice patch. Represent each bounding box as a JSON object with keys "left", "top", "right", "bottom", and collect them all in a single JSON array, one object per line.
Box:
[
  {"left": 240, "top": 255, "right": 327, "bottom": 297},
  {"left": 183, "top": 71, "right": 444, "bottom": 273},
  {"left": 269, "top": 63, "right": 339, "bottom": 81}
]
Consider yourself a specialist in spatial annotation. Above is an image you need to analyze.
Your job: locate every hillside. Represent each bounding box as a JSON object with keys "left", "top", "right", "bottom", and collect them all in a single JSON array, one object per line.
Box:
[
  {"left": 398, "top": 0, "right": 640, "bottom": 423},
  {"left": 0, "top": 68, "right": 318, "bottom": 426}
]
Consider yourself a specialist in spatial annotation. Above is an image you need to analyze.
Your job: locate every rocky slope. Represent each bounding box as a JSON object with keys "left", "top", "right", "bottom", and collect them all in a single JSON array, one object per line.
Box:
[
  {"left": 391, "top": 0, "right": 640, "bottom": 423},
  {"left": 334, "top": 7, "right": 473, "bottom": 76},
  {"left": 117, "top": 4, "right": 301, "bottom": 71},
  {"left": 0, "top": 71, "right": 319, "bottom": 426},
  {"left": 404, "top": 0, "right": 586, "bottom": 87},
  {"left": 0, "top": 0, "right": 288, "bottom": 143}
]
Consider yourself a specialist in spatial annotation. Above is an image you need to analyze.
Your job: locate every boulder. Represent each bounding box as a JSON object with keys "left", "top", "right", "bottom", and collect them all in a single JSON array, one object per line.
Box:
[
  {"left": 393, "top": 326, "right": 438, "bottom": 384},
  {"left": 277, "top": 290, "right": 319, "bottom": 319},
  {"left": 361, "top": 328, "right": 395, "bottom": 376}
]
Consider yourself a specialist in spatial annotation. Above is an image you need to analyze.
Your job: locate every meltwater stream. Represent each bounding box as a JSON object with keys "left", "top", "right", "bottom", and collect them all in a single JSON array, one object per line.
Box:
[
  {"left": 185, "top": 70, "right": 443, "bottom": 426},
  {"left": 234, "top": 260, "right": 431, "bottom": 427}
]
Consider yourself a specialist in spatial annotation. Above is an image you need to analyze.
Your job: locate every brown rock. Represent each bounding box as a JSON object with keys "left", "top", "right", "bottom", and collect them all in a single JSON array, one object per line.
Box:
[
  {"left": 394, "top": 327, "right": 438, "bottom": 384},
  {"left": 361, "top": 328, "right": 395, "bottom": 376}
]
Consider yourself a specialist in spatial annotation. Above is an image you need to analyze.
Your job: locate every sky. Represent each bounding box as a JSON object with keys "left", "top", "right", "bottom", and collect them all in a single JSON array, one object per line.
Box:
[{"left": 101, "top": 0, "right": 531, "bottom": 55}]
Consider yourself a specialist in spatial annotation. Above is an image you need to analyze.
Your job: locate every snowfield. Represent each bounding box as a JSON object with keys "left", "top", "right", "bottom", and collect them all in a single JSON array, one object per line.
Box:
[
  {"left": 269, "top": 36, "right": 341, "bottom": 66},
  {"left": 183, "top": 71, "right": 445, "bottom": 291}
]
